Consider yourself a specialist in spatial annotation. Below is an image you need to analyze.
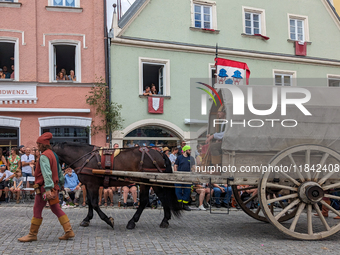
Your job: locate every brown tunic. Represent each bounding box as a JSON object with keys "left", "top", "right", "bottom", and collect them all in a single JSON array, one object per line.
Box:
[{"left": 34, "top": 149, "right": 60, "bottom": 191}]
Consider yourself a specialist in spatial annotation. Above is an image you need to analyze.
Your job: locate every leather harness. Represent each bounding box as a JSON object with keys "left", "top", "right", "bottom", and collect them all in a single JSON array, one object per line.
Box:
[{"left": 70, "top": 146, "right": 165, "bottom": 189}]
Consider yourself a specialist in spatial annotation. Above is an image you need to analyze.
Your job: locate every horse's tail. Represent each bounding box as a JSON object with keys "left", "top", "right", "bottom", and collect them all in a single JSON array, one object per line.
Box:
[{"left": 162, "top": 153, "right": 182, "bottom": 217}]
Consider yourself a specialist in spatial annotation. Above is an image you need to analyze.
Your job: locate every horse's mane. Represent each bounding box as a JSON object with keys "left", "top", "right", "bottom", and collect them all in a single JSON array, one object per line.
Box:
[{"left": 55, "top": 142, "right": 94, "bottom": 149}]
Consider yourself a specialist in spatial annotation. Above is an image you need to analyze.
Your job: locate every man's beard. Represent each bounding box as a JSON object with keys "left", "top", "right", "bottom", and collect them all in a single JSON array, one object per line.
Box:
[{"left": 186, "top": 152, "right": 190, "bottom": 156}]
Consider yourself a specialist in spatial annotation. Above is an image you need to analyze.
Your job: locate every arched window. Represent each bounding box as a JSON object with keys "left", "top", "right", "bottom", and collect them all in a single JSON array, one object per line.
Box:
[{"left": 124, "top": 125, "right": 180, "bottom": 148}]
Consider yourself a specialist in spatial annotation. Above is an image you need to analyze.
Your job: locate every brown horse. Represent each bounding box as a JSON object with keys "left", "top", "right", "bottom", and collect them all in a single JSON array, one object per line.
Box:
[{"left": 52, "top": 142, "right": 182, "bottom": 230}]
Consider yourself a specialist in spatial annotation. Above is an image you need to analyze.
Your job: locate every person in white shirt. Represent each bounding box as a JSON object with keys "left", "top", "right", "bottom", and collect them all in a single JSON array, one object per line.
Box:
[
  {"left": 21, "top": 147, "right": 35, "bottom": 189},
  {"left": 0, "top": 164, "right": 15, "bottom": 203}
]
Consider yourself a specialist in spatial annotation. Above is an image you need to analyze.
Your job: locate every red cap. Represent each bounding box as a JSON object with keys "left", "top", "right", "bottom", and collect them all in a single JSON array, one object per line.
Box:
[{"left": 37, "top": 132, "right": 53, "bottom": 145}]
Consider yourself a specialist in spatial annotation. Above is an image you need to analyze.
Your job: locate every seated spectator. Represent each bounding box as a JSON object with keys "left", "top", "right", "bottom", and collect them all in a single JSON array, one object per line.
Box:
[
  {"left": 0, "top": 68, "right": 5, "bottom": 79},
  {"left": 238, "top": 185, "right": 258, "bottom": 209},
  {"left": 2, "top": 66, "right": 10, "bottom": 79},
  {"left": 113, "top": 143, "right": 119, "bottom": 149},
  {"left": 104, "top": 187, "right": 116, "bottom": 207},
  {"left": 143, "top": 86, "right": 152, "bottom": 96},
  {"left": 212, "top": 184, "right": 232, "bottom": 208},
  {"left": 10, "top": 65, "right": 14, "bottom": 79},
  {"left": 68, "top": 70, "right": 76, "bottom": 81},
  {"left": 56, "top": 71, "right": 67, "bottom": 81},
  {"left": 194, "top": 183, "right": 213, "bottom": 211},
  {"left": 10, "top": 171, "right": 24, "bottom": 204},
  {"left": 0, "top": 148, "right": 7, "bottom": 166},
  {"left": 0, "top": 164, "right": 15, "bottom": 203},
  {"left": 122, "top": 184, "right": 138, "bottom": 208},
  {"left": 63, "top": 168, "right": 82, "bottom": 206}
]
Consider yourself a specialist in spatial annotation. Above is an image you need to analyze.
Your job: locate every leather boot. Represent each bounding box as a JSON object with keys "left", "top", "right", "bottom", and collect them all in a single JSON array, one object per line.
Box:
[
  {"left": 18, "top": 217, "right": 42, "bottom": 242},
  {"left": 314, "top": 200, "right": 331, "bottom": 217},
  {"left": 58, "top": 215, "right": 75, "bottom": 240}
]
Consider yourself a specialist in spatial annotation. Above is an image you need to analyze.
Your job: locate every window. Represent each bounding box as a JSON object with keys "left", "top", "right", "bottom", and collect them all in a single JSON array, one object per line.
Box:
[
  {"left": 273, "top": 70, "right": 296, "bottom": 86},
  {"left": 51, "top": 0, "right": 77, "bottom": 7},
  {"left": 191, "top": 0, "right": 217, "bottom": 30},
  {"left": 124, "top": 125, "right": 180, "bottom": 147},
  {"left": 242, "top": 7, "right": 266, "bottom": 36},
  {"left": 245, "top": 12, "right": 261, "bottom": 35},
  {"left": 194, "top": 4, "right": 212, "bottom": 29},
  {"left": 41, "top": 126, "right": 89, "bottom": 145},
  {"left": 288, "top": 14, "right": 309, "bottom": 41},
  {"left": 139, "top": 58, "right": 170, "bottom": 96},
  {"left": 0, "top": 126, "right": 19, "bottom": 148},
  {"left": 49, "top": 41, "right": 81, "bottom": 82},
  {"left": 0, "top": 0, "right": 14, "bottom": 2},
  {"left": 328, "top": 75, "right": 340, "bottom": 87},
  {"left": 290, "top": 19, "right": 304, "bottom": 41},
  {"left": 0, "top": 41, "right": 16, "bottom": 80},
  {"left": 209, "top": 63, "right": 216, "bottom": 86},
  {"left": 275, "top": 74, "right": 291, "bottom": 86}
]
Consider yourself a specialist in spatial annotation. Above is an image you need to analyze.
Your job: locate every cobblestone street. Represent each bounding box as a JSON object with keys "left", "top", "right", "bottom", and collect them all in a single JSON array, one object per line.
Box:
[{"left": 1, "top": 204, "right": 339, "bottom": 255}]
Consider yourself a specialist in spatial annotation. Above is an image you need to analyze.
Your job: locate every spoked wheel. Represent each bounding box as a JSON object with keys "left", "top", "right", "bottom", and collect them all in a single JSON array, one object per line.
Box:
[
  {"left": 232, "top": 185, "right": 297, "bottom": 223},
  {"left": 260, "top": 144, "right": 340, "bottom": 240}
]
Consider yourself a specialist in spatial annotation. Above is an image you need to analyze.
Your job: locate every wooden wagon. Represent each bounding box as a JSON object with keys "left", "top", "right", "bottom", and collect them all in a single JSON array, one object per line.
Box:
[{"left": 96, "top": 85, "right": 340, "bottom": 240}]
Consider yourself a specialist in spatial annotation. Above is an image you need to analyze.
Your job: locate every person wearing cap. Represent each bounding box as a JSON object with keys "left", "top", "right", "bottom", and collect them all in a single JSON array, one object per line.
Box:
[
  {"left": 205, "top": 105, "right": 226, "bottom": 165},
  {"left": 174, "top": 145, "right": 195, "bottom": 211},
  {"left": 162, "top": 147, "right": 170, "bottom": 157},
  {"left": 18, "top": 132, "right": 75, "bottom": 242},
  {"left": 18, "top": 145, "right": 26, "bottom": 157}
]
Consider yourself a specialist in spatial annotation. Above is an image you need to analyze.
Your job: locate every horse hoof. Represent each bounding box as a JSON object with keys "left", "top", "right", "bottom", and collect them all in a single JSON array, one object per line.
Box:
[
  {"left": 160, "top": 221, "right": 169, "bottom": 228},
  {"left": 109, "top": 217, "right": 114, "bottom": 229},
  {"left": 126, "top": 220, "right": 136, "bottom": 230},
  {"left": 80, "top": 221, "right": 90, "bottom": 227}
]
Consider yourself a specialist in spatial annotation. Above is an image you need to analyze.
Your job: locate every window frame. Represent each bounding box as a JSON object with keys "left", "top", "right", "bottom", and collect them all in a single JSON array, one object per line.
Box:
[
  {"left": 193, "top": 4, "right": 212, "bottom": 29},
  {"left": 327, "top": 74, "right": 340, "bottom": 87},
  {"left": 288, "top": 14, "right": 309, "bottom": 41},
  {"left": 0, "top": 37, "right": 19, "bottom": 81},
  {"left": 273, "top": 69, "right": 297, "bottom": 86},
  {"left": 48, "top": 0, "right": 79, "bottom": 8},
  {"left": 242, "top": 6, "right": 266, "bottom": 36},
  {"left": 139, "top": 57, "right": 170, "bottom": 97},
  {"left": 191, "top": 0, "right": 217, "bottom": 30},
  {"left": 49, "top": 40, "right": 81, "bottom": 83}
]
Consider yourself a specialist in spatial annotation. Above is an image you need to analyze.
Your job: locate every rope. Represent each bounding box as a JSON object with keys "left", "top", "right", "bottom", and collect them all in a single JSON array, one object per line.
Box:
[{"left": 117, "top": 178, "right": 192, "bottom": 189}]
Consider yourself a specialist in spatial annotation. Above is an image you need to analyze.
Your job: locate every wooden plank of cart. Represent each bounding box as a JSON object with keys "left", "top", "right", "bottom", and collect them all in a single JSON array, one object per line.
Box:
[{"left": 92, "top": 85, "right": 340, "bottom": 240}]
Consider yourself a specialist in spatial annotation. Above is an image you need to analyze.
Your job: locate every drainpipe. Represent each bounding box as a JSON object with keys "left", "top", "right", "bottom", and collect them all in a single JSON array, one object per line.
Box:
[{"left": 103, "top": 0, "right": 112, "bottom": 147}]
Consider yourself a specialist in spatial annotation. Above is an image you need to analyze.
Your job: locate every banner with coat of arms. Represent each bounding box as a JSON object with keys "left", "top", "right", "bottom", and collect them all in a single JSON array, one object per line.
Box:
[
  {"left": 215, "top": 58, "right": 250, "bottom": 85},
  {"left": 148, "top": 97, "right": 164, "bottom": 114}
]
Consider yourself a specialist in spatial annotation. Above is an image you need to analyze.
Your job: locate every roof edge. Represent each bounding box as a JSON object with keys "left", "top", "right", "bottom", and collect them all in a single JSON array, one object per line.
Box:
[
  {"left": 118, "top": 0, "right": 148, "bottom": 29},
  {"left": 326, "top": 0, "right": 340, "bottom": 21}
]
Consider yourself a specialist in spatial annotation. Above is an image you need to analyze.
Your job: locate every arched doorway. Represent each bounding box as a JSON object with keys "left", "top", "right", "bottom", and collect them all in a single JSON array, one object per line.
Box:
[{"left": 123, "top": 125, "right": 181, "bottom": 148}]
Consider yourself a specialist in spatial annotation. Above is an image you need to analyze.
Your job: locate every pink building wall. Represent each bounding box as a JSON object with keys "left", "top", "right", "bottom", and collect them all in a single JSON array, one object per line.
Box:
[{"left": 0, "top": 0, "right": 106, "bottom": 148}]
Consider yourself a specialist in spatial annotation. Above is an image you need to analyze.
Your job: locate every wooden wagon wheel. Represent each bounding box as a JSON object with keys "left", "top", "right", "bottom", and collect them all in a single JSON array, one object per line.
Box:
[
  {"left": 260, "top": 144, "right": 340, "bottom": 240},
  {"left": 232, "top": 185, "right": 297, "bottom": 223}
]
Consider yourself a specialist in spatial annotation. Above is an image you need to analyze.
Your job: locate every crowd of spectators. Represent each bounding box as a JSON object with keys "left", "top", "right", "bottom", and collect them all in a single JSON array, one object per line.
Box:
[
  {"left": 0, "top": 65, "right": 14, "bottom": 79},
  {"left": 56, "top": 68, "right": 76, "bottom": 81},
  {"left": 0, "top": 142, "right": 236, "bottom": 210}
]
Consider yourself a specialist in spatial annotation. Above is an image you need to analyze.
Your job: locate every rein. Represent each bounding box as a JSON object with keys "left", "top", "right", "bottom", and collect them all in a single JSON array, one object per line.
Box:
[{"left": 67, "top": 146, "right": 100, "bottom": 174}]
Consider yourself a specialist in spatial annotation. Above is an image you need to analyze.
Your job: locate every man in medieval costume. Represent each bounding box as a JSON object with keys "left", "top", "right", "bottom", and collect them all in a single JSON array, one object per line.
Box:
[{"left": 18, "top": 132, "right": 75, "bottom": 242}]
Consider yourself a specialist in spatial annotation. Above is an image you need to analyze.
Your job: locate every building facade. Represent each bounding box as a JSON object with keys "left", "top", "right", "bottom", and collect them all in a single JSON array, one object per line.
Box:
[
  {"left": 0, "top": 0, "right": 106, "bottom": 151},
  {"left": 110, "top": 0, "right": 340, "bottom": 149}
]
